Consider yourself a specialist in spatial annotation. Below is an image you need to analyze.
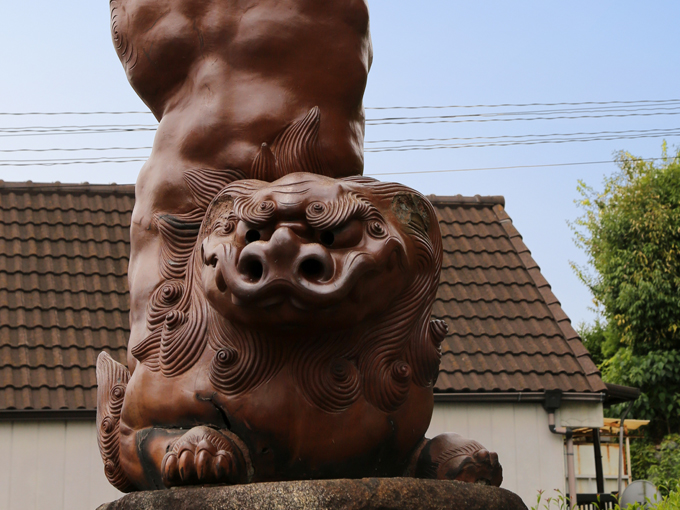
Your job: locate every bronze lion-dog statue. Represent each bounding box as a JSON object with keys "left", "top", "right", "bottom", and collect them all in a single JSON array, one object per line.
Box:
[
  {"left": 98, "top": 0, "right": 502, "bottom": 493},
  {"left": 97, "top": 174, "right": 502, "bottom": 491}
]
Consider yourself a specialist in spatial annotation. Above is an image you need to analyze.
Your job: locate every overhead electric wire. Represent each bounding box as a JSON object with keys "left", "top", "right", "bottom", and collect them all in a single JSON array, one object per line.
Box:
[
  {"left": 365, "top": 99, "right": 680, "bottom": 110},
  {"left": 0, "top": 100, "right": 678, "bottom": 164},
  {"left": 366, "top": 111, "right": 680, "bottom": 126},
  {"left": 0, "top": 146, "right": 153, "bottom": 153},
  {"left": 367, "top": 105, "right": 680, "bottom": 123},
  {"left": 2, "top": 99, "right": 679, "bottom": 115},
  {"left": 363, "top": 157, "right": 673, "bottom": 177},
  {"left": 0, "top": 111, "right": 152, "bottom": 116},
  {"left": 365, "top": 127, "right": 680, "bottom": 145},
  {"left": 0, "top": 156, "right": 148, "bottom": 163},
  {"left": 2, "top": 128, "right": 678, "bottom": 164},
  {"left": 0, "top": 123, "right": 157, "bottom": 132},
  {"left": 0, "top": 157, "right": 148, "bottom": 167},
  {"left": 2, "top": 153, "right": 673, "bottom": 170},
  {"left": 0, "top": 126, "right": 158, "bottom": 138},
  {"left": 0, "top": 111, "right": 678, "bottom": 138},
  {"left": 365, "top": 129, "right": 680, "bottom": 153}
]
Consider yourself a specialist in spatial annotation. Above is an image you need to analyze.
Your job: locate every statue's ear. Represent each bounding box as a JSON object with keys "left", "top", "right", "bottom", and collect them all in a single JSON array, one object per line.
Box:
[{"left": 390, "top": 193, "right": 431, "bottom": 236}]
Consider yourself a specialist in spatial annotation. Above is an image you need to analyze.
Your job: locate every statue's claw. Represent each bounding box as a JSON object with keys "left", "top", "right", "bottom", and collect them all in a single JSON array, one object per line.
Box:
[
  {"left": 415, "top": 433, "right": 503, "bottom": 487},
  {"left": 161, "top": 426, "right": 246, "bottom": 487}
]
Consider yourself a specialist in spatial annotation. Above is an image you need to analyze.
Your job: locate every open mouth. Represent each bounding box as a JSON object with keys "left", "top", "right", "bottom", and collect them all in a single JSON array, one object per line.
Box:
[
  {"left": 229, "top": 279, "right": 313, "bottom": 311},
  {"left": 216, "top": 249, "right": 375, "bottom": 311}
]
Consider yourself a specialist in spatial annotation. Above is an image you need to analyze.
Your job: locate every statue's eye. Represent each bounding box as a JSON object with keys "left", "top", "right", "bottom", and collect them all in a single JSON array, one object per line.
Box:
[
  {"left": 320, "top": 231, "right": 335, "bottom": 247},
  {"left": 245, "top": 229, "right": 261, "bottom": 244},
  {"left": 319, "top": 220, "right": 363, "bottom": 249},
  {"left": 367, "top": 221, "right": 387, "bottom": 239}
]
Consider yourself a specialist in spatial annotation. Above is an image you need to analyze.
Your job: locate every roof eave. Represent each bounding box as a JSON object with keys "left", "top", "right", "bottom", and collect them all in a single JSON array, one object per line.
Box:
[
  {"left": 434, "top": 391, "right": 606, "bottom": 404},
  {"left": 427, "top": 194, "right": 505, "bottom": 207},
  {"left": 604, "top": 383, "right": 641, "bottom": 407},
  {"left": 0, "top": 409, "right": 96, "bottom": 421}
]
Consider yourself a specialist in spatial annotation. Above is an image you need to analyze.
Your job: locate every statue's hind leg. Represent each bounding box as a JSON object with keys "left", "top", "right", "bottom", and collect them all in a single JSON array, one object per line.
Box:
[
  {"left": 96, "top": 351, "right": 135, "bottom": 492},
  {"left": 411, "top": 433, "right": 503, "bottom": 487}
]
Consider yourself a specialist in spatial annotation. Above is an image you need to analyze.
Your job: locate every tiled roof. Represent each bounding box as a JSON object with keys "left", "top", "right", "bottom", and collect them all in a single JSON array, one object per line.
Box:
[
  {"left": 0, "top": 184, "right": 605, "bottom": 413},
  {"left": 0, "top": 182, "right": 133, "bottom": 411},
  {"left": 431, "top": 195, "right": 606, "bottom": 395}
]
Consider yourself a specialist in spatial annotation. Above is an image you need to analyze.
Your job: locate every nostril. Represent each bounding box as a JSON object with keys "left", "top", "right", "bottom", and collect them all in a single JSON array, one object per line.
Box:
[
  {"left": 206, "top": 253, "right": 218, "bottom": 268},
  {"left": 245, "top": 229, "right": 261, "bottom": 244},
  {"left": 299, "top": 258, "right": 324, "bottom": 280},
  {"left": 245, "top": 259, "right": 264, "bottom": 282}
]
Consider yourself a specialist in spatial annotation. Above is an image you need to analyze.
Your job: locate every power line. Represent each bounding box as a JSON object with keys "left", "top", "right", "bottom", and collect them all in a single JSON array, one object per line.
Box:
[
  {"left": 1, "top": 153, "right": 672, "bottom": 170},
  {"left": 0, "top": 110, "right": 677, "bottom": 139},
  {"left": 363, "top": 157, "right": 672, "bottom": 177},
  {"left": 0, "top": 126, "right": 157, "bottom": 138},
  {"left": 0, "top": 124, "right": 157, "bottom": 131},
  {"left": 0, "top": 146, "right": 152, "bottom": 153},
  {"left": 2, "top": 130, "right": 678, "bottom": 164},
  {"left": 366, "top": 111, "right": 680, "bottom": 126},
  {"left": 0, "top": 111, "right": 152, "bottom": 116},
  {"left": 367, "top": 105, "right": 680, "bottom": 123},
  {"left": 365, "top": 127, "right": 680, "bottom": 145},
  {"left": 0, "top": 158, "right": 148, "bottom": 167},
  {"left": 365, "top": 99, "right": 680, "bottom": 110},
  {"left": 0, "top": 128, "right": 674, "bottom": 156},
  {"left": 1, "top": 99, "right": 679, "bottom": 115},
  {"left": 366, "top": 130, "right": 680, "bottom": 153}
]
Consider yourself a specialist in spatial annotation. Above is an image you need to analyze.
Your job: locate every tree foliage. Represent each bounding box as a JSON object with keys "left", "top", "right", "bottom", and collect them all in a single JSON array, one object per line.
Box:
[
  {"left": 572, "top": 145, "right": 680, "bottom": 352},
  {"left": 573, "top": 145, "right": 680, "bottom": 439},
  {"left": 601, "top": 348, "right": 680, "bottom": 437}
]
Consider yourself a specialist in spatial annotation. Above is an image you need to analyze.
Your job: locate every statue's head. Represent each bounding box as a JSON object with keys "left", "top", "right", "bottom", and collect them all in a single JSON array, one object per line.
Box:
[
  {"left": 136, "top": 173, "right": 446, "bottom": 413},
  {"left": 199, "top": 173, "right": 439, "bottom": 333}
]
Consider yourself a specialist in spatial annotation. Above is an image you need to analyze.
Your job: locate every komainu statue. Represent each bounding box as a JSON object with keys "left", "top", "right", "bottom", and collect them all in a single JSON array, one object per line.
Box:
[
  {"left": 97, "top": 174, "right": 502, "bottom": 490},
  {"left": 97, "top": 0, "right": 503, "bottom": 495}
]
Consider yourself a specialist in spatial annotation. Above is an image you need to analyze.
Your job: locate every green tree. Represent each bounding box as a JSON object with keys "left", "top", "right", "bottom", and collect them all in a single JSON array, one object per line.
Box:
[{"left": 572, "top": 145, "right": 680, "bottom": 438}]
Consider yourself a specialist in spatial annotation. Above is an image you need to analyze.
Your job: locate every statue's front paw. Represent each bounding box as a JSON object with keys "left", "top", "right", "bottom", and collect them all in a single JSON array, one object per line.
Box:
[
  {"left": 161, "top": 426, "right": 246, "bottom": 487},
  {"left": 416, "top": 433, "right": 503, "bottom": 487}
]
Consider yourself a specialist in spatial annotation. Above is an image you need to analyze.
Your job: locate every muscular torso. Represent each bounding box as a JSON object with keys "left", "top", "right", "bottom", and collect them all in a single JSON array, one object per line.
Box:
[
  {"left": 112, "top": 0, "right": 372, "bottom": 363},
  {"left": 114, "top": 0, "right": 370, "bottom": 181}
]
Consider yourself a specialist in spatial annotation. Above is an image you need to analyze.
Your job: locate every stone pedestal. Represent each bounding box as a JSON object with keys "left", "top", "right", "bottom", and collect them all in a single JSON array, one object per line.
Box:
[{"left": 97, "top": 478, "right": 527, "bottom": 510}]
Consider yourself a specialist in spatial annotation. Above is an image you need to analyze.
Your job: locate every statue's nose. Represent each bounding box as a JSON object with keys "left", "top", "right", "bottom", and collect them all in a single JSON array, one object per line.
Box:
[
  {"left": 236, "top": 227, "right": 299, "bottom": 283},
  {"left": 237, "top": 227, "right": 333, "bottom": 284}
]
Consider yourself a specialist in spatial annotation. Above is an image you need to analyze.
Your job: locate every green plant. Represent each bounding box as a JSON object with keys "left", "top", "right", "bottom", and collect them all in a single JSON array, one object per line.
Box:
[
  {"left": 572, "top": 145, "right": 680, "bottom": 354},
  {"left": 630, "top": 439, "right": 658, "bottom": 481},
  {"left": 652, "top": 481, "right": 680, "bottom": 509},
  {"left": 647, "top": 435, "right": 680, "bottom": 489},
  {"left": 530, "top": 481, "right": 680, "bottom": 509},
  {"left": 601, "top": 349, "right": 680, "bottom": 438},
  {"left": 572, "top": 145, "right": 680, "bottom": 439},
  {"left": 531, "top": 489, "right": 569, "bottom": 510}
]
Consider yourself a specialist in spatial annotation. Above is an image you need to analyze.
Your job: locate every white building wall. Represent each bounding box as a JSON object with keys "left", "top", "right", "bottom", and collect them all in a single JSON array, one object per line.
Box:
[
  {"left": 428, "top": 402, "right": 567, "bottom": 508},
  {"left": 0, "top": 403, "right": 602, "bottom": 509},
  {"left": 0, "top": 421, "right": 122, "bottom": 510}
]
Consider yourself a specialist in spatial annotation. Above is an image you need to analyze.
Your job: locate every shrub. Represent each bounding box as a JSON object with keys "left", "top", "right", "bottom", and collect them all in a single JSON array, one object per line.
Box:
[{"left": 647, "top": 435, "right": 680, "bottom": 490}]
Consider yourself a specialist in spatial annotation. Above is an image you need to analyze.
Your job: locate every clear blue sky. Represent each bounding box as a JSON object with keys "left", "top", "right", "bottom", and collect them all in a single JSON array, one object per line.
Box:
[{"left": 1, "top": 1, "right": 679, "bottom": 327}]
